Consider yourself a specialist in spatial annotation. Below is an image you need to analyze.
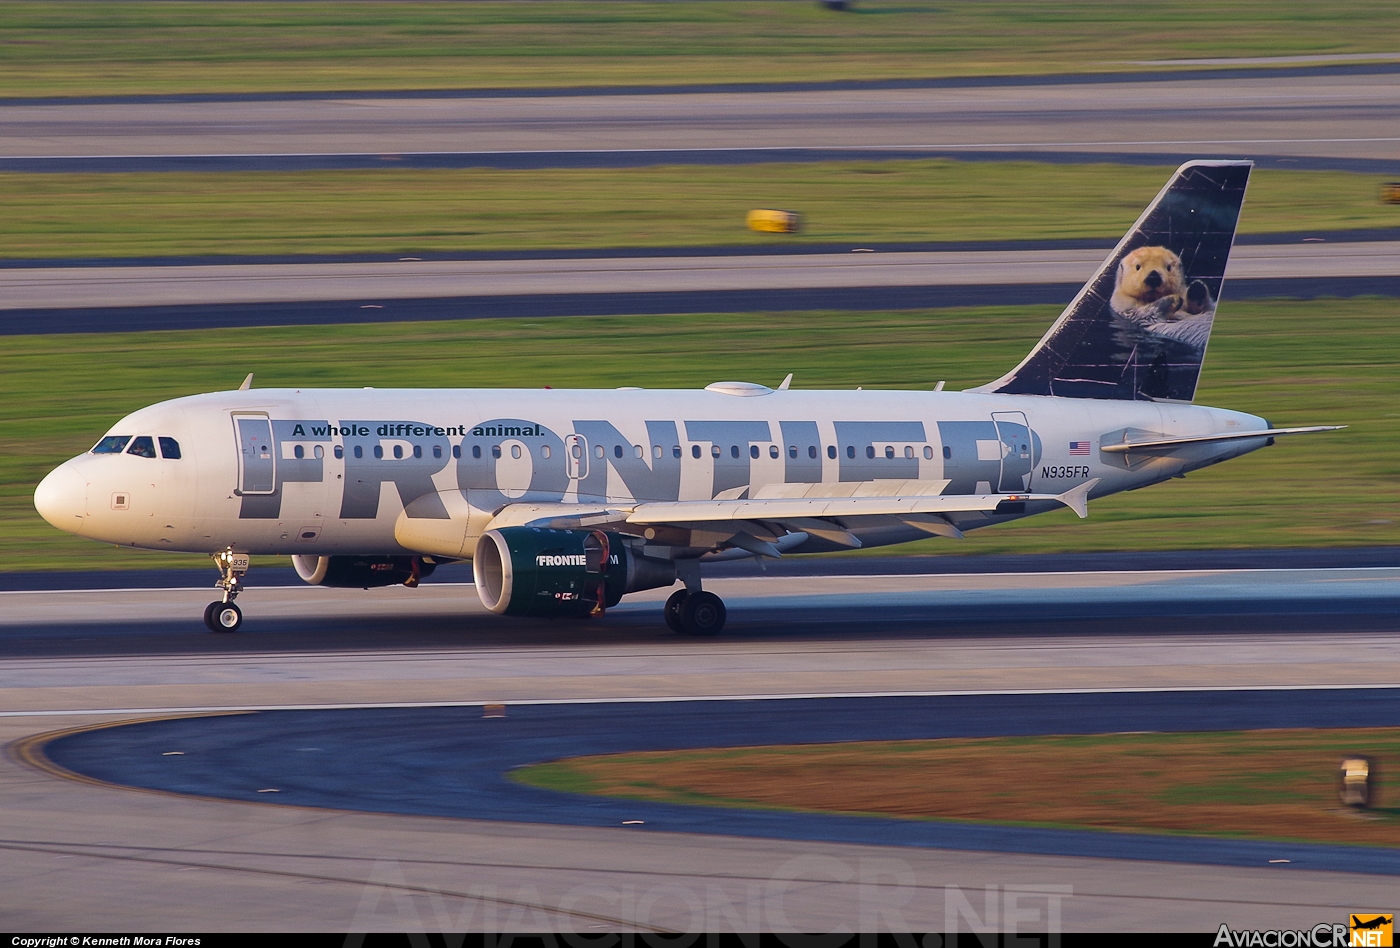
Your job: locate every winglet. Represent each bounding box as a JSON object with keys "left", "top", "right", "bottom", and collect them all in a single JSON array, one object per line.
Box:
[
  {"left": 239, "top": 373, "right": 254, "bottom": 391},
  {"left": 778, "top": 373, "right": 793, "bottom": 390},
  {"left": 1057, "top": 478, "right": 1100, "bottom": 519}
]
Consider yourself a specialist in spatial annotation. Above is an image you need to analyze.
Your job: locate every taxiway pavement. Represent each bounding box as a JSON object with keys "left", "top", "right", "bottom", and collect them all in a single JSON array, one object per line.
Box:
[
  {"left": 3, "top": 242, "right": 1398, "bottom": 312},
  {"left": 4, "top": 71, "right": 1400, "bottom": 166}
]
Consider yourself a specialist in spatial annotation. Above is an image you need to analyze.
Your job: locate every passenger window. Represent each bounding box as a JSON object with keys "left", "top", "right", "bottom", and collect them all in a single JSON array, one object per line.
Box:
[
  {"left": 511, "top": 444, "right": 521, "bottom": 459},
  {"left": 541, "top": 445, "right": 551, "bottom": 459},
  {"left": 711, "top": 445, "right": 721, "bottom": 458},
  {"left": 595, "top": 444, "right": 604, "bottom": 459},
  {"left": 943, "top": 446, "right": 952, "bottom": 459},
  {"left": 885, "top": 446, "right": 894, "bottom": 459},
  {"left": 472, "top": 445, "right": 482, "bottom": 459},
  {"left": 294, "top": 444, "right": 305, "bottom": 460},
  {"left": 673, "top": 445, "right": 682, "bottom": 459},
  {"left": 335, "top": 445, "right": 343, "bottom": 459},
  {"left": 749, "top": 445, "right": 759, "bottom": 459},
  {"left": 414, "top": 445, "right": 422, "bottom": 459},
  {"left": 924, "top": 445, "right": 933, "bottom": 460},
  {"left": 809, "top": 445, "right": 818, "bottom": 459},
  {"left": 126, "top": 436, "right": 157, "bottom": 458},
  {"left": 158, "top": 437, "right": 181, "bottom": 459},
  {"left": 788, "top": 445, "right": 797, "bottom": 459},
  {"left": 453, "top": 445, "right": 461, "bottom": 459},
  {"left": 692, "top": 445, "right": 702, "bottom": 459},
  {"left": 846, "top": 446, "right": 855, "bottom": 459},
  {"left": 653, "top": 445, "right": 662, "bottom": 459},
  {"left": 614, "top": 444, "right": 623, "bottom": 459},
  {"left": 354, "top": 445, "right": 363, "bottom": 459},
  {"left": 393, "top": 445, "right": 403, "bottom": 459},
  {"left": 635, "top": 445, "right": 643, "bottom": 459},
  {"left": 769, "top": 445, "right": 779, "bottom": 459},
  {"left": 491, "top": 445, "right": 502, "bottom": 459},
  {"left": 827, "top": 445, "right": 837, "bottom": 459},
  {"left": 731, "top": 445, "right": 740, "bottom": 459},
  {"left": 92, "top": 435, "right": 131, "bottom": 454},
  {"left": 374, "top": 445, "right": 384, "bottom": 459},
  {"left": 905, "top": 446, "right": 914, "bottom": 459},
  {"left": 433, "top": 445, "right": 442, "bottom": 459}
]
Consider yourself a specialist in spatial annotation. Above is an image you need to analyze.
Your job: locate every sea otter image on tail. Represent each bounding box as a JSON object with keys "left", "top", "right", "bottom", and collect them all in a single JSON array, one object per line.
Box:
[
  {"left": 1109, "top": 245, "right": 1216, "bottom": 351},
  {"left": 976, "top": 159, "right": 1248, "bottom": 401}
]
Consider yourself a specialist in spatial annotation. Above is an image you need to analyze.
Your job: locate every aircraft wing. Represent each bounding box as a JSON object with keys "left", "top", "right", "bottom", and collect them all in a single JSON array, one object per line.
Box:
[{"left": 479, "top": 479, "right": 1098, "bottom": 557}]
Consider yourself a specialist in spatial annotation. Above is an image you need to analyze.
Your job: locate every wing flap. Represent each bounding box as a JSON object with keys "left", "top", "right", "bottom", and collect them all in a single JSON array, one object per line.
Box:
[{"left": 628, "top": 490, "right": 1071, "bottom": 524}]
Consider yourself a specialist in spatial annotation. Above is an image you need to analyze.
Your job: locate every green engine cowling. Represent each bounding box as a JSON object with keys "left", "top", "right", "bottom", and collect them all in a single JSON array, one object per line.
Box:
[{"left": 473, "top": 526, "right": 675, "bottom": 617}]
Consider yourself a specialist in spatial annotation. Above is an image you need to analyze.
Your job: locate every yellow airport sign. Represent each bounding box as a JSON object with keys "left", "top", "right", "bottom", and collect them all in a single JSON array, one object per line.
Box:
[{"left": 747, "top": 209, "right": 802, "bottom": 233}]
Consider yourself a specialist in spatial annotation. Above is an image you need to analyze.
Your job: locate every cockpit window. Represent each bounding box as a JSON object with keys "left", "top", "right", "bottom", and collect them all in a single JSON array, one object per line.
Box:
[
  {"left": 126, "top": 436, "right": 158, "bottom": 458},
  {"left": 92, "top": 435, "right": 131, "bottom": 454},
  {"left": 158, "top": 437, "right": 182, "bottom": 459}
]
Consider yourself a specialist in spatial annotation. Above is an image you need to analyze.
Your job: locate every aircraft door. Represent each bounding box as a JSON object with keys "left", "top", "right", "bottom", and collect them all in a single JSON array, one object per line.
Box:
[
  {"left": 233, "top": 413, "right": 276, "bottom": 495},
  {"left": 565, "top": 433, "right": 588, "bottom": 480},
  {"left": 991, "top": 411, "right": 1034, "bottom": 492}
]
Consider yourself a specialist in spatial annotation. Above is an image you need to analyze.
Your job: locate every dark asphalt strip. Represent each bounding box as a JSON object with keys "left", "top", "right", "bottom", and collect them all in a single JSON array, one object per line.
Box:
[
  {"left": 40, "top": 691, "right": 1400, "bottom": 874},
  {"left": 3, "top": 547, "right": 1396, "bottom": 592},
  {"left": 4, "top": 277, "right": 1396, "bottom": 336},
  {"left": 8, "top": 228, "right": 1399, "bottom": 271},
  {"left": 4, "top": 150, "right": 1397, "bottom": 175}
]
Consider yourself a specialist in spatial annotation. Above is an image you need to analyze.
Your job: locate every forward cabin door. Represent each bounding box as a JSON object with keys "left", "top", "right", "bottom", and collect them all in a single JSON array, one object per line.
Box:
[
  {"left": 991, "top": 411, "right": 1034, "bottom": 492},
  {"left": 233, "top": 413, "right": 276, "bottom": 495}
]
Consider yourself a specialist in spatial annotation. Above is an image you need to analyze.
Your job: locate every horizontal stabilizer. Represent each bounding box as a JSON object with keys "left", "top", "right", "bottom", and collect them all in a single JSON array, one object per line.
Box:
[{"left": 1099, "top": 426, "right": 1345, "bottom": 454}]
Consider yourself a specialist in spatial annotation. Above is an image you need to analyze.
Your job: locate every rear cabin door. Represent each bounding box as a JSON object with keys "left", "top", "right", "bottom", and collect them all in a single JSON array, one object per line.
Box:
[
  {"left": 991, "top": 411, "right": 1034, "bottom": 492},
  {"left": 233, "top": 413, "right": 276, "bottom": 495}
]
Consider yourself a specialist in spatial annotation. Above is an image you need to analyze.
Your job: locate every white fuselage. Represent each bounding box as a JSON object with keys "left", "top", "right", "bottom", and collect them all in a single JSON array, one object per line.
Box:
[{"left": 35, "top": 386, "right": 1270, "bottom": 559}]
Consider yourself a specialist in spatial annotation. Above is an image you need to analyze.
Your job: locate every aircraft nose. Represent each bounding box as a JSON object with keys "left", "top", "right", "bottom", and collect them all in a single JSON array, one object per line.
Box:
[{"left": 34, "top": 461, "right": 87, "bottom": 534}]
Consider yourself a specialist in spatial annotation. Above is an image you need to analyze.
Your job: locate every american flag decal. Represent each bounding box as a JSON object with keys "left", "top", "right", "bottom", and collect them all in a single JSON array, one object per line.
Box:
[{"left": 1069, "top": 441, "right": 1091, "bottom": 456}]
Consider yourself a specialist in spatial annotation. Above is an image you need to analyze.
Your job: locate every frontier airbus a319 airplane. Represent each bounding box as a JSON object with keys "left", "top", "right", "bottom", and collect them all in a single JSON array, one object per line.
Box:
[{"left": 35, "top": 161, "right": 1341, "bottom": 635}]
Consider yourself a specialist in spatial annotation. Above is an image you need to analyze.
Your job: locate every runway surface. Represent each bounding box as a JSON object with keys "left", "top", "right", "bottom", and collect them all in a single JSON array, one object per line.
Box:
[
  {"left": 4, "top": 567, "right": 1398, "bottom": 929},
  {"left": 3, "top": 568, "right": 1397, "bottom": 698},
  {"left": 4, "top": 242, "right": 1397, "bottom": 312},
  {"left": 3, "top": 71, "right": 1400, "bottom": 168}
]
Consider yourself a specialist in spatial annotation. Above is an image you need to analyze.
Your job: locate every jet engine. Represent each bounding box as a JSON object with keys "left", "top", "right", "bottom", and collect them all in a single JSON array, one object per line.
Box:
[
  {"left": 292, "top": 554, "right": 435, "bottom": 589},
  {"left": 473, "top": 527, "right": 675, "bottom": 617}
]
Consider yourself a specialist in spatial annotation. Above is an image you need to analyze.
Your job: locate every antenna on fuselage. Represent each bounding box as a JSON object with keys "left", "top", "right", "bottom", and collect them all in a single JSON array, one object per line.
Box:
[{"left": 239, "top": 373, "right": 253, "bottom": 391}]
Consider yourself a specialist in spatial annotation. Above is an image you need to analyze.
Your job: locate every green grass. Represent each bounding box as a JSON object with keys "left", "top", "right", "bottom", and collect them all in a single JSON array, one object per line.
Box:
[
  {"left": 5, "top": 299, "right": 1396, "bottom": 572},
  {"left": 510, "top": 729, "right": 1400, "bottom": 847},
  {"left": 3, "top": 1, "right": 1399, "bottom": 97},
  {"left": 4, "top": 162, "right": 1398, "bottom": 260}
]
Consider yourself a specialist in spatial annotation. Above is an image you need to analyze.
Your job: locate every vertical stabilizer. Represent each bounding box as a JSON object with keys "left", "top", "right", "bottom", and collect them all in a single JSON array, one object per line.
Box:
[{"left": 975, "top": 160, "right": 1251, "bottom": 402}]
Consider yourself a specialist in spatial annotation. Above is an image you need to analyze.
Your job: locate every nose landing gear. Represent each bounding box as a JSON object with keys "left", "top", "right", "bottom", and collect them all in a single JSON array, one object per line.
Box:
[{"left": 205, "top": 548, "right": 249, "bottom": 633}]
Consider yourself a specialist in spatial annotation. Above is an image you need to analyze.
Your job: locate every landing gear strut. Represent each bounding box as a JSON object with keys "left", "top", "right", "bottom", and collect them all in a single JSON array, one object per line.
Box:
[
  {"left": 205, "top": 548, "right": 249, "bottom": 633},
  {"left": 664, "top": 587, "right": 727, "bottom": 636}
]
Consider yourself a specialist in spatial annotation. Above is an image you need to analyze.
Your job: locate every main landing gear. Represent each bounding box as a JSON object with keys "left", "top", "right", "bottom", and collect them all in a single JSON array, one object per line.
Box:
[
  {"left": 205, "top": 548, "right": 250, "bottom": 633},
  {"left": 663, "top": 587, "right": 727, "bottom": 636}
]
